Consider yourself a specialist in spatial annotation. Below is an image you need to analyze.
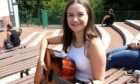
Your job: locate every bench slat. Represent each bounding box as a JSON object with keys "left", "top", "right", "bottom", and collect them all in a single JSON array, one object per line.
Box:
[
  {"left": 111, "top": 74, "right": 133, "bottom": 84},
  {"left": 0, "top": 44, "right": 27, "bottom": 54},
  {"left": 105, "top": 68, "right": 126, "bottom": 84},
  {"left": 8, "top": 73, "right": 35, "bottom": 84},
  {"left": 0, "top": 57, "right": 38, "bottom": 78},
  {"left": 0, "top": 49, "right": 39, "bottom": 67},
  {"left": 105, "top": 68, "right": 120, "bottom": 78},
  {"left": 0, "top": 46, "right": 38, "bottom": 60}
]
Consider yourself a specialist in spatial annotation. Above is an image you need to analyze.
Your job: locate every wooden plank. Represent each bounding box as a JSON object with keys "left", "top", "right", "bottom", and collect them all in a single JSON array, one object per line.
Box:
[
  {"left": 105, "top": 68, "right": 126, "bottom": 84},
  {"left": 18, "top": 77, "right": 34, "bottom": 84},
  {"left": 105, "top": 68, "right": 120, "bottom": 78},
  {"left": 0, "top": 57, "right": 38, "bottom": 78},
  {"left": 110, "top": 74, "right": 133, "bottom": 84},
  {"left": 126, "top": 77, "right": 137, "bottom": 84},
  {"left": 0, "top": 46, "right": 38, "bottom": 60},
  {"left": 0, "top": 44, "right": 27, "bottom": 54},
  {"left": 0, "top": 49, "right": 39, "bottom": 67},
  {"left": 8, "top": 74, "right": 35, "bottom": 84}
]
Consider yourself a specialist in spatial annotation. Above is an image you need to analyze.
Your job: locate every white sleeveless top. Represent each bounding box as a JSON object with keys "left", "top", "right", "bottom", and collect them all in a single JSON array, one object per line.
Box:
[{"left": 67, "top": 44, "right": 92, "bottom": 82}]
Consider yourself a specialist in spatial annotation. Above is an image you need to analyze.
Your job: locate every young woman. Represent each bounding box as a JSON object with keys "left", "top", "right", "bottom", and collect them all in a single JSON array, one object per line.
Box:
[
  {"left": 106, "top": 33, "right": 140, "bottom": 70},
  {"left": 35, "top": 0, "right": 106, "bottom": 84}
]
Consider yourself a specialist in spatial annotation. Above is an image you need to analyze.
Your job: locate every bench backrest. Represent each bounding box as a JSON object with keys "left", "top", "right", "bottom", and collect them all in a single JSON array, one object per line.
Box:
[{"left": 0, "top": 46, "right": 39, "bottom": 79}]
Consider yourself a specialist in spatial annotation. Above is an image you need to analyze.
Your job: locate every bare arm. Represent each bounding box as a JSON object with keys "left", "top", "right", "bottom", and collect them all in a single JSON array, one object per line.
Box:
[
  {"left": 39, "top": 34, "right": 63, "bottom": 62},
  {"left": 37, "top": 34, "right": 63, "bottom": 80},
  {"left": 103, "top": 15, "right": 110, "bottom": 21},
  {"left": 87, "top": 37, "right": 106, "bottom": 84},
  {"left": 7, "top": 31, "right": 11, "bottom": 40}
]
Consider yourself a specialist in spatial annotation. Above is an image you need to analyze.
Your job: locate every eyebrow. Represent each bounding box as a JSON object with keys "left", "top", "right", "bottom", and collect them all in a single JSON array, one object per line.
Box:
[
  {"left": 67, "top": 13, "right": 73, "bottom": 14},
  {"left": 67, "top": 12, "right": 84, "bottom": 14}
]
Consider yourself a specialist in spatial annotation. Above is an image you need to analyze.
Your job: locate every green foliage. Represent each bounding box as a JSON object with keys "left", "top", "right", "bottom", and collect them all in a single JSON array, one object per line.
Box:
[
  {"left": 17, "top": 0, "right": 140, "bottom": 25},
  {"left": 89, "top": 0, "right": 104, "bottom": 11},
  {"left": 46, "top": 0, "right": 104, "bottom": 24},
  {"left": 103, "top": 0, "right": 140, "bottom": 11},
  {"left": 46, "top": 0, "right": 67, "bottom": 24}
]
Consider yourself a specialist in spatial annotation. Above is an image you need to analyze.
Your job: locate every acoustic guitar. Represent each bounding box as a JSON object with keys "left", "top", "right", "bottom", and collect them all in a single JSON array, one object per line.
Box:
[{"left": 34, "top": 48, "right": 76, "bottom": 84}]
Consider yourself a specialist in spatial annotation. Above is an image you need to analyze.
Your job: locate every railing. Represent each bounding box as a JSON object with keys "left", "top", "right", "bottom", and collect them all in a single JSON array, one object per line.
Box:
[{"left": 19, "top": 10, "right": 140, "bottom": 27}]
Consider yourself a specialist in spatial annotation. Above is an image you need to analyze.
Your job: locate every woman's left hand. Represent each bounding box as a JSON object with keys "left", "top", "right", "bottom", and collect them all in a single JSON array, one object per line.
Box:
[
  {"left": 128, "top": 40, "right": 139, "bottom": 50},
  {"left": 137, "top": 41, "right": 140, "bottom": 49}
]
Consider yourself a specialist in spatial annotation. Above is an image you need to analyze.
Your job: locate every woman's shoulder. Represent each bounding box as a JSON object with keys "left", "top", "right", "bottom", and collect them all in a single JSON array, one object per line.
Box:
[
  {"left": 86, "top": 37, "right": 105, "bottom": 58},
  {"left": 87, "top": 37, "right": 104, "bottom": 51},
  {"left": 89, "top": 37, "right": 102, "bottom": 46}
]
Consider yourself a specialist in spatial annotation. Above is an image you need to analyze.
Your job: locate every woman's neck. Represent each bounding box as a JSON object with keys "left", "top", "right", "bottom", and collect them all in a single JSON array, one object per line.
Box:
[{"left": 73, "top": 32, "right": 84, "bottom": 48}]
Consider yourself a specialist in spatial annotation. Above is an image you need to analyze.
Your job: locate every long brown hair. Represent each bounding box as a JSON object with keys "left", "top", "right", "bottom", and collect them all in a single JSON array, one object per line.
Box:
[{"left": 62, "top": 0, "right": 100, "bottom": 53}]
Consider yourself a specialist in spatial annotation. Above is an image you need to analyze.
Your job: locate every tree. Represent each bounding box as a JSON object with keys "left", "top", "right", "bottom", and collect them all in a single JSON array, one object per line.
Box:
[
  {"left": 89, "top": 0, "right": 104, "bottom": 11},
  {"left": 103, "top": 0, "right": 140, "bottom": 11},
  {"left": 46, "top": 0, "right": 67, "bottom": 24}
]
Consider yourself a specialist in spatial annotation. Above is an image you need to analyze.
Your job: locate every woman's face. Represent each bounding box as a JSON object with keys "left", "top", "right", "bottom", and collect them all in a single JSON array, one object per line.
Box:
[{"left": 67, "top": 3, "right": 88, "bottom": 33}]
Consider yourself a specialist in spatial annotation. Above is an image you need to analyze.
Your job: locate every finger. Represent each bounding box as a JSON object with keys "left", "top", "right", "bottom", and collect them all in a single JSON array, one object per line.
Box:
[
  {"left": 137, "top": 43, "right": 140, "bottom": 49},
  {"left": 44, "top": 65, "right": 48, "bottom": 71},
  {"left": 38, "top": 63, "right": 44, "bottom": 79},
  {"left": 130, "top": 44, "right": 137, "bottom": 50},
  {"left": 129, "top": 44, "right": 134, "bottom": 49},
  {"left": 133, "top": 44, "right": 137, "bottom": 49},
  {"left": 41, "top": 62, "right": 47, "bottom": 71},
  {"left": 41, "top": 68, "right": 44, "bottom": 79}
]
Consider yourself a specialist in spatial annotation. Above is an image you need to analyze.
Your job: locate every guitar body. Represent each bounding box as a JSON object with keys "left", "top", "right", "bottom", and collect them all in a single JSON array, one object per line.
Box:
[{"left": 35, "top": 48, "right": 75, "bottom": 84}]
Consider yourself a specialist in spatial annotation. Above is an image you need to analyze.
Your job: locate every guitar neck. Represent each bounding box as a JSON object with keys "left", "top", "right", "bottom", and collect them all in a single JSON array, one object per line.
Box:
[{"left": 53, "top": 74, "right": 72, "bottom": 84}]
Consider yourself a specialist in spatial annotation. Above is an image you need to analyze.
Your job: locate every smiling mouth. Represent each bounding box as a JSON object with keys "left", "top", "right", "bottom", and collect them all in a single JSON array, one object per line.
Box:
[{"left": 72, "top": 23, "right": 81, "bottom": 26}]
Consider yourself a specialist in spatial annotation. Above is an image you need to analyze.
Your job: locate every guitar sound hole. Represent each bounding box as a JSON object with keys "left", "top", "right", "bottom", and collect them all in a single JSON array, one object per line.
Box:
[{"left": 48, "top": 69, "right": 54, "bottom": 82}]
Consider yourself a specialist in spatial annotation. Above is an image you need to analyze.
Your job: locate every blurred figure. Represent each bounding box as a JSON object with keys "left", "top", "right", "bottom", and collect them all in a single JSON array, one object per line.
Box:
[
  {"left": 102, "top": 8, "right": 115, "bottom": 27},
  {"left": 6, "top": 24, "right": 21, "bottom": 47}
]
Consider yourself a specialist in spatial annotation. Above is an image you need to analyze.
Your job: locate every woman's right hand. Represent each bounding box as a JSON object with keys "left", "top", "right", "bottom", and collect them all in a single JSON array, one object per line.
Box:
[
  {"left": 38, "top": 61, "right": 47, "bottom": 79},
  {"left": 34, "top": 60, "right": 47, "bottom": 84}
]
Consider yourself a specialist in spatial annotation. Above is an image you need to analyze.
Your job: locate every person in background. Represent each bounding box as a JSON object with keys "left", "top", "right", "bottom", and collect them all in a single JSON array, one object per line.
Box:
[
  {"left": 6, "top": 24, "right": 21, "bottom": 47},
  {"left": 102, "top": 8, "right": 115, "bottom": 27},
  {"left": 106, "top": 33, "right": 140, "bottom": 70},
  {"left": 0, "top": 24, "right": 21, "bottom": 51},
  {"left": 35, "top": 0, "right": 106, "bottom": 84}
]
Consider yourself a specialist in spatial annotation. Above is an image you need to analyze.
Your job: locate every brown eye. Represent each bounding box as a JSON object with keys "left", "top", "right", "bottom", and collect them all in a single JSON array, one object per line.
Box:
[
  {"left": 68, "top": 15, "right": 73, "bottom": 17},
  {"left": 67, "top": 13, "right": 74, "bottom": 17},
  {"left": 79, "top": 13, "right": 84, "bottom": 17}
]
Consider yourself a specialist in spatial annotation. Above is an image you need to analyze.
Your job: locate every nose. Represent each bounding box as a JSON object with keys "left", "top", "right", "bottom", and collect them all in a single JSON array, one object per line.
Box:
[{"left": 73, "top": 16, "right": 78, "bottom": 21}]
